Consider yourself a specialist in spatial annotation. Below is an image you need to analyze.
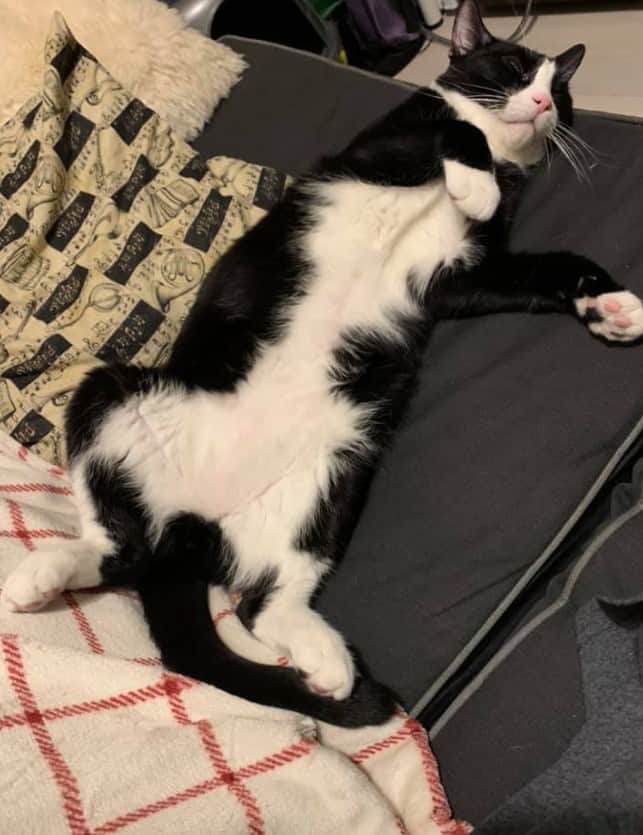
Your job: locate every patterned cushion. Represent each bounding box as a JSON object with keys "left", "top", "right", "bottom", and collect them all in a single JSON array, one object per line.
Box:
[{"left": 0, "top": 13, "right": 287, "bottom": 465}]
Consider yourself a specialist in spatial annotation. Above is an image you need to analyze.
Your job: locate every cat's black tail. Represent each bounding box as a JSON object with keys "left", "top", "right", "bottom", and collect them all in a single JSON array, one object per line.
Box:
[{"left": 136, "top": 516, "right": 396, "bottom": 729}]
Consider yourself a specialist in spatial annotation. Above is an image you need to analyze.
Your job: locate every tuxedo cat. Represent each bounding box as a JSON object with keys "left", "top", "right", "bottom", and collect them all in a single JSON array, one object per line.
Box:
[{"left": 3, "top": 0, "right": 642, "bottom": 728}]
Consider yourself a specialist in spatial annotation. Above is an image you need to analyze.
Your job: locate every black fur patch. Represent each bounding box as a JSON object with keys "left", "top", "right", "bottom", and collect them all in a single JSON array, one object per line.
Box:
[
  {"left": 65, "top": 363, "right": 157, "bottom": 459},
  {"left": 165, "top": 190, "right": 311, "bottom": 391},
  {"left": 86, "top": 458, "right": 152, "bottom": 585},
  {"left": 236, "top": 569, "right": 278, "bottom": 630}
]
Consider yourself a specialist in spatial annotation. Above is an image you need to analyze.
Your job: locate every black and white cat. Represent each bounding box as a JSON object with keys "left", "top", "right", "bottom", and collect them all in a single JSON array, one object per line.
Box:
[{"left": 3, "top": 0, "right": 642, "bottom": 727}]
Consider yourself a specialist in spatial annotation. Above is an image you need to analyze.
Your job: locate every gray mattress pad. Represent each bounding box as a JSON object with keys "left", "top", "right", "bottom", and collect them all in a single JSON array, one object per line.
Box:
[
  {"left": 194, "top": 38, "right": 643, "bottom": 713},
  {"left": 432, "top": 462, "right": 643, "bottom": 825}
]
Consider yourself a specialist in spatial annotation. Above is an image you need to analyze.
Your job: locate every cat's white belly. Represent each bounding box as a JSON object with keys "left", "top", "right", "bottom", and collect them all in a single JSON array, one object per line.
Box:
[
  {"left": 97, "top": 357, "right": 367, "bottom": 538},
  {"left": 96, "top": 176, "right": 472, "bottom": 576}
]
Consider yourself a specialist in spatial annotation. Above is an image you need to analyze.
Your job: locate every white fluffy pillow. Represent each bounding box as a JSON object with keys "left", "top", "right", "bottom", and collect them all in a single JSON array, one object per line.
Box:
[{"left": 0, "top": 0, "right": 246, "bottom": 139}]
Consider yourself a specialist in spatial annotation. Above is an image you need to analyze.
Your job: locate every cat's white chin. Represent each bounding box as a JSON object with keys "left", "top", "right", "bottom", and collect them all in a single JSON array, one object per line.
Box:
[
  {"left": 504, "top": 121, "right": 537, "bottom": 147},
  {"left": 503, "top": 113, "right": 553, "bottom": 144}
]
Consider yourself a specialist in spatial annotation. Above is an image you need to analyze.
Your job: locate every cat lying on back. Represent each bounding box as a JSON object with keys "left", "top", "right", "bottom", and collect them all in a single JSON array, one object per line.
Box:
[{"left": 4, "top": 0, "right": 642, "bottom": 727}]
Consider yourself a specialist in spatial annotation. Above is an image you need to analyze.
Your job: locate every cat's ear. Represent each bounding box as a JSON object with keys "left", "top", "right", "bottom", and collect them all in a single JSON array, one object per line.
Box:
[
  {"left": 555, "top": 44, "right": 586, "bottom": 83},
  {"left": 451, "top": 0, "right": 493, "bottom": 57}
]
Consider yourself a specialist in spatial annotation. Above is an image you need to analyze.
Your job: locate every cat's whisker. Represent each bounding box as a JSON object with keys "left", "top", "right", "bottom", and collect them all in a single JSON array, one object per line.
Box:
[
  {"left": 447, "top": 68, "right": 505, "bottom": 97},
  {"left": 554, "top": 128, "right": 593, "bottom": 171},
  {"left": 543, "top": 136, "right": 552, "bottom": 172},
  {"left": 555, "top": 122, "right": 597, "bottom": 153},
  {"left": 552, "top": 133, "right": 585, "bottom": 181},
  {"left": 555, "top": 123, "right": 600, "bottom": 167},
  {"left": 550, "top": 129, "right": 590, "bottom": 183},
  {"left": 444, "top": 88, "right": 505, "bottom": 108}
]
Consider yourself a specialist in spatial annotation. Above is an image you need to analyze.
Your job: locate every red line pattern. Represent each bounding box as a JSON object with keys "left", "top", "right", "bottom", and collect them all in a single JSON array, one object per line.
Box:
[
  {"left": 0, "top": 526, "right": 77, "bottom": 542},
  {"left": 129, "top": 656, "right": 162, "bottom": 667},
  {"left": 63, "top": 592, "right": 105, "bottom": 655},
  {"left": 212, "top": 607, "right": 235, "bottom": 625},
  {"left": 350, "top": 719, "right": 416, "bottom": 764},
  {"left": 2, "top": 635, "right": 88, "bottom": 835},
  {"left": 0, "top": 482, "right": 72, "bottom": 495},
  {"left": 407, "top": 719, "right": 473, "bottom": 835},
  {"left": 0, "top": 678, "right": 195, "bottom": 731},
  {"left": 0, "top": 633, "right": 318, "bottom": 834},
  {"left": 6, "top": 499, "right": 35, "bottom": 551}
]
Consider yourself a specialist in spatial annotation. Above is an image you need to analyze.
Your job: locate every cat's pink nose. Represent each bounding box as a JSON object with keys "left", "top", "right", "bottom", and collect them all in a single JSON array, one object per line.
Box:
[{"left": 531, "top": 93, "right": 552, "bottom": 114}]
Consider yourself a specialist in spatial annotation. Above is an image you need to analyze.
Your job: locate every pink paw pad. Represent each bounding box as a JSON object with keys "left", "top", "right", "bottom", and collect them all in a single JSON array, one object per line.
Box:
[
  {"left": 604, "top": 300, "right": 622, "bottom": 313},
  {"left": 615, "top": 316, "right": 632, "bottom": 328}
]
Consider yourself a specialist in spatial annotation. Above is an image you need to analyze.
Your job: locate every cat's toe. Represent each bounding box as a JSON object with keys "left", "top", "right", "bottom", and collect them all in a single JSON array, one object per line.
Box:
[
  {"left": 444, "top": 160, "right": 500, "bottom": 222},
  {"left": 576, "top": 291, "right": 643, "bottom": 342},
  {"left": 1, "top": 553, "right": 74, "bottom": 612}
]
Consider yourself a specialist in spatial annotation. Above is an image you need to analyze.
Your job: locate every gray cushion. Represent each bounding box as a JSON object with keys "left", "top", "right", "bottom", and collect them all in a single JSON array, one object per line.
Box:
[{"left": 432, "top": 466, "right": 643, "bottom": 825}]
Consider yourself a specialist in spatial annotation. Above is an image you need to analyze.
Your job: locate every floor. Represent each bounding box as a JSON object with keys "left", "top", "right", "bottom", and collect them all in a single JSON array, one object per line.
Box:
[{"left": 398, "top": 7, "right": 643, "bottom": 117}]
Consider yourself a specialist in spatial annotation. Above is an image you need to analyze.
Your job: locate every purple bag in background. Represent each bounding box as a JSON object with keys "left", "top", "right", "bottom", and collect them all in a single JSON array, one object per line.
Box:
[
  {"left": 345, "top": 0, "right": 422, "bottom": 49},
  {"left": 341, "top": 0, "right": 425, "bottom": 75}
]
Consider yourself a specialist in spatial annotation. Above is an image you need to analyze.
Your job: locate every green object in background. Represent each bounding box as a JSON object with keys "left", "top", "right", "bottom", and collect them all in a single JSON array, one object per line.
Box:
[{"left": 306, "top": 0, "right": 343, "bottom": 19}]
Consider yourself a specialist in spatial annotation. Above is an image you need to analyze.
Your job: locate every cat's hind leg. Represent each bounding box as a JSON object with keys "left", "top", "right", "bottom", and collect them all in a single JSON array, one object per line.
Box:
[
  {"left": 2, "top": 363, "right": 157, "bottom": 613},
  {"left": 1, "top": 541, "right": 104, "bottom": 612},
  {"left": 239, "top": 552, "right": 356, "bottom": 700},
  {"left": 1, "top": 461, "right": 111, "bottom": 611},
  {"left": 1, "top": 456, "right": 150, "bottom": 612}
]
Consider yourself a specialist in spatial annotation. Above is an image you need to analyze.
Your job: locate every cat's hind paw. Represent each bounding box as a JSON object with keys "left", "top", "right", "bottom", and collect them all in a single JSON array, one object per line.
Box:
[
  {"left": 1, "top": 552, "right": 76, "bottom": 612},
  {"left": 576, "top": 290, "right": 643, "bottom": 342}
]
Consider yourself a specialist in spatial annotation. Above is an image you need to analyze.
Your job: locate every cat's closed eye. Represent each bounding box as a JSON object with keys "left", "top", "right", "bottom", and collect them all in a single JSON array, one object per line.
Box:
[{"left": 502, "top": 56, "right": 530, "bottom": 84}]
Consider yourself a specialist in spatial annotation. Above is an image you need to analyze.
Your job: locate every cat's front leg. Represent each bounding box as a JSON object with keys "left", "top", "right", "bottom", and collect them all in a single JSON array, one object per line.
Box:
[
  {"left": 441, "top": 120, "right": 501, "bottom": 222},
  {"left": 433, "top": 250, "right": 643, "bottom": 343}
]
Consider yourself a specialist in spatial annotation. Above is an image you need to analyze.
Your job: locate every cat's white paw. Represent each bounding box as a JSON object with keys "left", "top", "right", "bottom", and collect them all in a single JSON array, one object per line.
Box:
[
  {"left": 290, "top": 624, "right": 355, "bottom": 700},
  {"left": 444, "top": 159, "right": 501, "bottom": 222},
  {"left": 1, "top": 552, "right": 77, "bottom": 612},
  {"left": 576, "top": 291, "right": 643, "bottom": 342},
  {"left": 254, "top": 608, "right": 355, "bottom": 700}
]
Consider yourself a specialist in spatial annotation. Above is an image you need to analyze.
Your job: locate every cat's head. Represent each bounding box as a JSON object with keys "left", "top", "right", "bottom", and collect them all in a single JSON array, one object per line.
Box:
[{"left": 437, "top": 0, "right": 585, "bottom": 165}]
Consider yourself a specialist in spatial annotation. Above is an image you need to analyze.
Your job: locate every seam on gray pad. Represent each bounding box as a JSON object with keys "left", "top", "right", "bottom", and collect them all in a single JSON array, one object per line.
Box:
[
  {"left": 410, "top": 410, "right": 643, "bottom": 721},
  {"left": 218, "top": 36, "right": 416, "bottom": 89},
  {"left": 430, "top": 501, "right": 643, "bottom": 737},
  {"left": 575, "top": 108, "right": 643, "bottom": 127}
]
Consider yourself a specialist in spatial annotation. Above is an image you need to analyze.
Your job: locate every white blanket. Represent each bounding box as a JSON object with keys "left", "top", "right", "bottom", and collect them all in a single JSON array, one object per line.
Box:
[{"left": 0, "top": 432, "right": 471, "bottom": 835}]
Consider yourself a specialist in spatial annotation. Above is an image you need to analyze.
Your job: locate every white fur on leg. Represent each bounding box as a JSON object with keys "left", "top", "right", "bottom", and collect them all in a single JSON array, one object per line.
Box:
[
  {"left": 1, "top": 541, "right": 103, "bottom": 612},
  {"left": 443, "top": 159, "right": 501, "bottom": 222},
  {"left": 575, "top": 291, "right": 643, "bottom": 342},
  {"left": 253, "top": 606, "right": 356, "bottom": 700}
]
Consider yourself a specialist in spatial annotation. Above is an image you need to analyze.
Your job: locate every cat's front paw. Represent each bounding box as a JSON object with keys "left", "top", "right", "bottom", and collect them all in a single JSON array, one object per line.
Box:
[
  {"left": 444, "top": 160, "right": 501, "bottom": 222},
  {"left": 575, "top": 290, "right": 643, "bottom": 342}
]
